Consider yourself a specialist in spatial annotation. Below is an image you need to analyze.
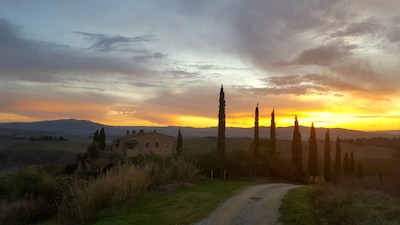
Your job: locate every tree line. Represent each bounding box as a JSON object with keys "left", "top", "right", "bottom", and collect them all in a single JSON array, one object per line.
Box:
[{"left": 216, "top": 85, "right": 363, "bottom": 183}]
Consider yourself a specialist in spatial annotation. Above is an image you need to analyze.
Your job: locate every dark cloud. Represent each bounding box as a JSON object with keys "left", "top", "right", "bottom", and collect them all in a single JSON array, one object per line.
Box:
[
  {"left": 73, "top": 31, "right": 156, "bottom": 52},
  {"left": 292, "top": 42, "right": 356, "bottom": 66},
  {"left": 332, "top": 17, "right": 381, "bottom": 37},
  {"left": 131, "top": 52, "right": 166, "bottom": 62},
  {"left": 386, "top": 29, "right": 400, "bottom": 42},
  {"left": 258, "top": 73, "right": 369, "bottom": 96},
  {"left": 0, "top": 18, "right": 154, "bottom": 82}
]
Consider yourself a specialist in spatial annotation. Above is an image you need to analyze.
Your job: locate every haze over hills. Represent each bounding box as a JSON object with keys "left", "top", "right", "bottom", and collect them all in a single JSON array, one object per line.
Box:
[{"left": 0, "top": 119, "right": 398, "bottom": 140}]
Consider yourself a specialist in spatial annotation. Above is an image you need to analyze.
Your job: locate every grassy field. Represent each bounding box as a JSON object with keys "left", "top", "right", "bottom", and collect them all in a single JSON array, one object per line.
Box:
[
  {"left": 89, "top": 180, "right": 251, "bottom": 225},
  {"left": 278, "top": 187, "right": 318, "bottom": 225}
]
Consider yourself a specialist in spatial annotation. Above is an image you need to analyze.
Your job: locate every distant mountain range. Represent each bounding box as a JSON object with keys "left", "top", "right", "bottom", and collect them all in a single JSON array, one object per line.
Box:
[{"left": 0, "top": 119, "right": 398, "bottom": 140}]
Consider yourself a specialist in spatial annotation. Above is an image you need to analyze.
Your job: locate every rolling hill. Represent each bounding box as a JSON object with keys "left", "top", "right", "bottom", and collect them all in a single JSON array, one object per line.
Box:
[{"left": 0, "top": 119, "right": 397, "bottom": 140}]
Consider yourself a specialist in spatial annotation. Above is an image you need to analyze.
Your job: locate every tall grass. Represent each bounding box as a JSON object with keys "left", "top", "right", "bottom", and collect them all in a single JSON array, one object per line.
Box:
[
  {"left": 312, "top": 186, "right": 400, "bottom": 225},
  {"left": 58, "top": 155, "right": 201, "bottom": 225},
  {"left": 132, "top": 153, "right": 201, "bottom": 187},
  {"left": 58, "top": 165, "right": 149, "bottom": 225}
]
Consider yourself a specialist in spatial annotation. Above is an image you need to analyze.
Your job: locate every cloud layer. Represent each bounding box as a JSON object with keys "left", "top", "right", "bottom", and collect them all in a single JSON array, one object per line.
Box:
[{"left": 0, "top": 0, "right": 399, "bottom": 130}]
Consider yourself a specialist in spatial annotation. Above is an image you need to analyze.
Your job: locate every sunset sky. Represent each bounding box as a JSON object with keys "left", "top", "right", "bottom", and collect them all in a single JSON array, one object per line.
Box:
[{"left": 1, "top": 0, "right": 399, "bottom": 131}]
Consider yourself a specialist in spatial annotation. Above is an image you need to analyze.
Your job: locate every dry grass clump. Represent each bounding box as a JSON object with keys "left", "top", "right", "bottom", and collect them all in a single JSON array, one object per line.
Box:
[
  {"left": 145, "top": 156, "right": 201, "bottom": 187},
  {"left": 313, "top": 185, "right": 400, "bottom": 225},
  {"left": 58, "top": 165, "right": 149, "bottom": 225}
]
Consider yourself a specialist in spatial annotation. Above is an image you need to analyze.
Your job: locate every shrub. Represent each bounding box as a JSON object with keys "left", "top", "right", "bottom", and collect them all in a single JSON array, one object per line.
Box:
[
  {"left": 0, "top": 167, "right": 61, "bottom": 202},
  {"left": 58, "top": 165, "right": 149, "bottom": 225}
]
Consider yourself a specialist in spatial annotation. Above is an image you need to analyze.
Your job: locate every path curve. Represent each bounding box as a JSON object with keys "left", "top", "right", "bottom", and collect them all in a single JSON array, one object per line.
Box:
[{"left": 194, "top": 183, "right": 304, "bottom": 225}]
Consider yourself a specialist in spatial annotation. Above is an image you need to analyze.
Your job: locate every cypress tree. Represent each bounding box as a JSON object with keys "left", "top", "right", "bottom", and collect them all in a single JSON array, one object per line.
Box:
[
  {"left": 93, "top": 130, "right": 99, "bottom": 143},
  {"left": 324, "top": 129, "right": 331, "bottom": 182},
  {"left": 291, "top": 116, "right": 303, "bottom": 171},
  {"left": 308, "top": 123, "right": 318, "bottom": 180},
  {"left": 254, "top": 104, "right": 259, "bottom": 165},
  {"left": 176, "top": 129, "right": 183, "bottom": 156},
  {"left": 350, "top": 151, "right": 356, "bottom": 176},
  {"left": 217, "top": 85, "right": 226, "bottom": 161},
  {"left": 270, "top": 108, "right": 276, "bottom": 154},
  {"left": 99, "top": 127, "right": 106, "bottom": 150},
  {"left": 343, "top": 152, "right": 350, "bottom": 177},
  {"left": 333, "top": 136, "right": 342, "bottom": 183}
]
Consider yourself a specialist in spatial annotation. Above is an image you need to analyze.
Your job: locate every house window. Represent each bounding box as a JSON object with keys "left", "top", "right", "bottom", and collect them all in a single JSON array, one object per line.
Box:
[
  {"left": 145, "top": 143, "right": 150, "bottom": 148},
  {"left": 155, "top": 142, "right": 159, "bottom": 148}
]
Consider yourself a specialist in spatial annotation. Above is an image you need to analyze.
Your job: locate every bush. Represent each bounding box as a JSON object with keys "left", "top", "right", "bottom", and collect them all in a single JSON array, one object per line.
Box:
[
  {"left": 58, "top": 165, "right": 149, "bottom": 225},
  {"left": 0, "top": 166, "right": 62, "bottom": 225},
  {"left": 0, "top": 167, "right": 61, "bottom": 202}
]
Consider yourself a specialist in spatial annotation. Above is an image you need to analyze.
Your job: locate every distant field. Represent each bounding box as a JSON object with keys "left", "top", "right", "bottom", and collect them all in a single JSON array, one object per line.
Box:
[
  {"left": 0, "top": 136, "right": 92, "bottom": 173},
  {"left": 0, "top": 135, "right": 398, "bottom": 175}
]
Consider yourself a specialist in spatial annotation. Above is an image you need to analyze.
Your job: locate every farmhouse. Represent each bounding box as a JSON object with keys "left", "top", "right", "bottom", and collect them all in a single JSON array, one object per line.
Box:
[{"left": 111, "top": 130, "right": 175, "bottom": 157}]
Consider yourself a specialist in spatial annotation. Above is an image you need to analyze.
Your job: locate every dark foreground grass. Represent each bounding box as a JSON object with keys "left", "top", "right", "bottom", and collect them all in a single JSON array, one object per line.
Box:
[
  {"left": 313, "top": 186, "right": 400, "bottom": 225},
  {"left": 90, "top": 180, "right": 250, "bottom": 225},
  {"left": 278, "top": 187, "right": 318, "bottom": 225}
]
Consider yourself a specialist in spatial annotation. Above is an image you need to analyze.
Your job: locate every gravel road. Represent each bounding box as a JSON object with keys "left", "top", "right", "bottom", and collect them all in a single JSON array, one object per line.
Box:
[{"left": 194, "top": 183, "right": 304, "bottom": 225}]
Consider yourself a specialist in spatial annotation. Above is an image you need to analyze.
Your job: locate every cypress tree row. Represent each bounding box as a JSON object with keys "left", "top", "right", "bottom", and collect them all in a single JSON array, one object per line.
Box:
[
  {"left": 291, "top": 116, "right": 303, "bottom": 171},
  {"left": 270, "top": 109, "right": 276, "bottom": 154},
  {"left": 217, "top": 85, "right": 226, "bottom": 162},
  {"left": 343, "top": 152, "right": 350, "bottom": 177},
  {"left": 324, "top": 129, "right": 331, "bottom": 183},
  {"left": 308, "top": 123, "right": 318, "bottom": 180},
  {"left": 333, "top": 136, "right": 342, "bottom": 183}
]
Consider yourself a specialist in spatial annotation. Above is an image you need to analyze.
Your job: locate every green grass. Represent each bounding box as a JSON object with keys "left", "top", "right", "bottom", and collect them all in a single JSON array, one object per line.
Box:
[
  {"left": 89, "top": 180, "right": 251, "bottom": 225},
  {"left": 278, "top": 187, "right": 318, "bottom": 225}
]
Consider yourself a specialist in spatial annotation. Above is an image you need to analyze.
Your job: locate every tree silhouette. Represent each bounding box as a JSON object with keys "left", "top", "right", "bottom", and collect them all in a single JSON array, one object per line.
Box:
[
  {"left": 93, "top": 130, "right": 99, "bottom": 143},
  {"left": 350, "top": 151, "right": 356, "bottom": 176},
  {"left": 324, "top": 129, "right": 331, "bottom": 182},
  {"left": 308, "top": 123, "right": 318, "bottom": 180},
  {"left": 99, "top": 127, "right": 106, "bottom": 150},
  {"left": 343, "top": 152, "right": 350, "bottom": 177},
  {"left": 176, "top": 129, "right": 183, "bottom": 156},
  {"left": 254, "top": 104, "right": 259, "bottom": 166},
  {"left": 217, "top": 85, "right": 226, "bottom": 161},
  {"left": 291, "top": 116, "right": 303, "bottom": 171},
  {"left": 270, "top": 109, "right": 276, "bottom": 155},
  {"left": 333, "top": 136, "right": 342, "bottom": 183}
]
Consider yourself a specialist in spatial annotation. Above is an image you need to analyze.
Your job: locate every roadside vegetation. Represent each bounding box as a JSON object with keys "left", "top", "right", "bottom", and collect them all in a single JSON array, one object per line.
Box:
[{"left": 90, "top": 180, "right": 250, "bottom": 225}]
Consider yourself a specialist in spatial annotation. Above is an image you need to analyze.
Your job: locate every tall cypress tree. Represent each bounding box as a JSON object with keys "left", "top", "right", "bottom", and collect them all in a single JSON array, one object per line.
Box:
[
  {"left": 350, "top": 151, "right": 356, "bottom": 176},
  {"left": 343, "top": 152, "right": 350, "bottom": 177},
  {"left": 176, "top": 129, "right": 183, "bottom": 156},
  {"left": 254, "top": 104, "right": 259, "bottom": 164},
  {"left": 291, "top": 116, "right": 303, "bottom": 171},
  {"left": 333, "top": 136, "right": 342, "bottom": 183},
  {"left": 217, "top": 85, "right": 226, "bottom": 161},
  {"left": 308, "top": 123, "right": 318, "bottom": 180},
  {"left": 324, "top": 129, "right": 331, "bottom": 182},
  {"left": 99, "top": 127, "right": 106, "bottom": 150},
  {"left": 270, "top": 108, "right": 276, "bottom": 154}
]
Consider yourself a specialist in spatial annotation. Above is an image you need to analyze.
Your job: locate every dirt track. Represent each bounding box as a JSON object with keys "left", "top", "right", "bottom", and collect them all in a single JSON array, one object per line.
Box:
[{"left": 194, "top": 183, "right": 304, "bottom": 225}]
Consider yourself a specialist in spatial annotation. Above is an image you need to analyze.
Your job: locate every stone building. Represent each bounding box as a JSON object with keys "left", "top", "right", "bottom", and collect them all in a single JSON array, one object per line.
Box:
[{"left": 111, "top": 130, "right": 175, "bottom": 157}]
